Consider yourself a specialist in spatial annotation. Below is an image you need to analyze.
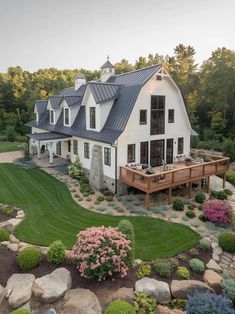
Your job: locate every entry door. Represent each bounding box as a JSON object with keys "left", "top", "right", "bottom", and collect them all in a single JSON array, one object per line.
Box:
[
  {"left": 150, "top": 140, "right": 165, "bottom": 167},
  {"left": 166, "top": 139, "right": 173, "bottom": 164},
  {"left": 140, "top": 142, "right": 148, "bottom": 165}
]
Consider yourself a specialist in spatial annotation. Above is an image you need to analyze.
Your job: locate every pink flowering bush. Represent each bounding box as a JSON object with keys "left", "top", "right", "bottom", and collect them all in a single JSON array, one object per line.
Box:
[
  {"left": 203, "top": 200, "right": 232, "bottom": 225},
  {"left": 69, "top": 226, "right": 132, "bottom": 280}
]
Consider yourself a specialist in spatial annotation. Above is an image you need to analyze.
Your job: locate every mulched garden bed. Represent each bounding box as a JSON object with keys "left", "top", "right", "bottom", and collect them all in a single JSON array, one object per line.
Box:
[
  {"left": 0, "top": 210, "right": 16, "bottom": 222},
  {"left": 0, "top": 244, "right": 216, "bottom": 312}
]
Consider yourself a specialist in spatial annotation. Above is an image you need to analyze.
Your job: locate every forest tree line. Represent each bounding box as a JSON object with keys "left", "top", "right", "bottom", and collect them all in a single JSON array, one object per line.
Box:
[{"left": 0, "top": 45, "right": 234, "bottom": 159}]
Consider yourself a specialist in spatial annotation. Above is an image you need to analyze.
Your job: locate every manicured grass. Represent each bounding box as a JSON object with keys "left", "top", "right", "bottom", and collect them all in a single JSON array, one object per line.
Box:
[
  {"left": 0, "top": 164, "right": 200, "bottom": 259},
  {"left": 0, "top": 141, "right": 24, "bottom": 153}
]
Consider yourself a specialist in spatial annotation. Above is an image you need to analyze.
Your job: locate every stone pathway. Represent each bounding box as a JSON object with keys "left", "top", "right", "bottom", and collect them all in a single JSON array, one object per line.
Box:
[
  {"left": 211, "top": 175, "right": 235, "bottom": 212},
  {"left": 0, "top": 151, "right": 23, "bottom": 163}
]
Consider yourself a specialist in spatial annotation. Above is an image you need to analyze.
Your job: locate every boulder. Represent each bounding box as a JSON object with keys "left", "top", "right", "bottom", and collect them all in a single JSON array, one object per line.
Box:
[
  {"left": 0, "top": 284, "right": 6, "bottom": 305},
  {"left": 171, "top": 280, "right": 214, "bottom": 299},
  {"left": 108, "top": 287, "right": 134, "bottom": 304},
  {"left": 135, "top": 277, "right": 171, "bottom": 304},
  {"left": 6, "top": 273, "right": 35, "bottom": 309},
  {"left": 133, "top": 259, "right": 142, "bottom": 267},
  {"left": 9, "top": 234, "right": 20, "bottom": 244},
  {"left": 213, "top": 247, "right": 222, "bottom": 256},
  {"left": 33, "top": 267, "right": 71, "bottom": 303},
  {"left": 157, "top": 304, "right": 184, "bottom": 314},
  {"left": 203, "top": 270, "right": 223, "bottom": 289},
  {"left": 7, "top": 243, "right": 18, "bottom": 252},
  {"left": 62, "top": 288, "right": 102, "bottom": 314},
  {"left": 206, "top": 259, "right": 222, "bottom": 272}
]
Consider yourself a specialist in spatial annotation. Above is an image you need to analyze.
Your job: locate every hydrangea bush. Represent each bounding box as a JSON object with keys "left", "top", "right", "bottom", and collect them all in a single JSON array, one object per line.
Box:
[
  {"left": 69, "top": 226, "right": 131, "bottom": 280},
  {"left": 203, "top": 200, "right": 232, "bottom": 225}
]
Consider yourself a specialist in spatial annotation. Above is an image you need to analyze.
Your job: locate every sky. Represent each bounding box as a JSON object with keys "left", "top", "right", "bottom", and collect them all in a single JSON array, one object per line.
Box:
[{"left": 0, "top": 0, "right": 234, "bottom": 72}]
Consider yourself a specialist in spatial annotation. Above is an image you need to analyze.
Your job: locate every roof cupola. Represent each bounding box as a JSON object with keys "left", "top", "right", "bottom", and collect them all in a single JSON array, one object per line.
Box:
[{"left": 100, "top": 56, "right": 115, "bottom": 82}]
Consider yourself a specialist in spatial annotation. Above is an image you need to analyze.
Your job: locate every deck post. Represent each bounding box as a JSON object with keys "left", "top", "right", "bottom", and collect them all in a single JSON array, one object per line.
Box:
[
  {"left": 206, "top": 176, "right": 210, "bottom": 193},
  {"left": 188, "top": 182, "right": 192, "bottom": 199},
  {"left": 168, "top": 188, "right": 172, "bottom": 204},
  {"left": 37, "top": 141, "right": 41, "bottom": 159},
  {"left": 223, "top": 173, "right": 226, "bottom": 189},
  {"left": 146, "top": 193, "right": 151, "bottom": 210}
]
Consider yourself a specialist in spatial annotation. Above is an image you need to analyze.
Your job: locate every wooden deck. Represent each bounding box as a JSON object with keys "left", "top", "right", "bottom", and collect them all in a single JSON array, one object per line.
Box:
[{"left": 119, "top": 154, "right": 230, "bottom": 209}]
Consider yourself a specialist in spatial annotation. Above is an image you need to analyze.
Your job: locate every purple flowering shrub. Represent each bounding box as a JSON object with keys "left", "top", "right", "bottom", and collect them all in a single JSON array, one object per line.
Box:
[
  {"left": 203, "top": 200, "right": 232, "bottom": 225},
  {"left": 69, "top": 226, "right": 131, "bottom": 280}
]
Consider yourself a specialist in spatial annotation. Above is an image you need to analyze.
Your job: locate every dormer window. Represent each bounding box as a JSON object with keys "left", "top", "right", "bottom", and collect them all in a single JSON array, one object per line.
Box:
[
  {"left": 50, "top": 110, "right": 55, "bottom": 124},
  {"left": 36, "top": 113, "right": 39, "bottom": 123},
  {"left": 90, "top": 107, "right": 96, "bottom": 129},
  {"left": 64, "top": 108, "right": 70, "bottom": 126}
]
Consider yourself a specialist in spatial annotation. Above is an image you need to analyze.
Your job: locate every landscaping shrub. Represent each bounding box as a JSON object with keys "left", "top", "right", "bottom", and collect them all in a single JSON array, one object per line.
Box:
[
  {"left": 232, "top": 215, "right": 235, "bottom": 231},
  {"left": 83, "top": 192, "right": 89, "bottom": 197},
  {"left": 221, "top": 279, "right": 235, "bottom": 302},
  {"left": 173, "top": 199, "right": 184, "bottom": 211},
  {"left": 195, "top": 193, "right": 206, "bottom": 203},
  {"left": 134, "top": 291, "right": 157, "bottom": 314},
  {"left": 198, "top": 204, "right": 203, "bottom": 210},
  {"left": 224, "top": 189, "right": 233, "bottom": 196},
  {"left": 168, "top": 299, "right": 186, "bottom": 311},
  {"left": 177, "top": 266, "right": 189, "bottom": 279},
  {"left": 219, "top": 233, "right": 235, "bottom": 253},
  {"left": 96, "top": 195, "right": 105, "bottom": 202},
  {"left": 118, "top": 220, "right": 135, "bottom": 267},
  {"left": 210, "top": 190, "right": 228, "bottom": 200},
  {"left": 136, "top": 262, "right": 151, "bottom": 278},
  {"left": 186, "top": 292, "right": 235, "bottom": 314},
  {"left": 68, "top": 157, "right": 84, "bottom": 179},
  {"left": 105, "top": 300, "right": 135, "bottom": 314},
  {"left": 1, "top": 206, "right": 14, "bottom": 216},
  {"left": 116, "top": 207, "right": 125, "bottom": 213},
  {"left": 154, "top": 260, "right": 171, "bottom": 277},
  {"left": 48, "top": 240, "right": 66, "bottom": 264},
  {"left": 106, "top": 196, "right": 113, "bottom": 202},
  {"left": 226, "top": 172, "right": 235, "bottom": 186},
  {"left": 186, "top": 211, "right": 196, "bottom": 219},
  {"left": 199, "top": 214, "right": 208, "bottom": 222},
  {"left": 0, "top": 227, "right": 9, "bottom": 241},
  {"left": 69, "top": 226, "right": 131, "bottom": 279},
  {"left": 10, "top": 309, "right": 31, "bottom": 314},
  {"left": 199, "top": 239, "right": 211, "bottom": 251},
  {"left": 203, "top": 200, "right": 232, "bottom": 225},
  {"left": 17, "top": 246, "right": 42, "bottom": 271},
  {"left": 187, "top": 204, "right": 195, "bottom": 210},
  {"left": 189, "top": 248, "right": 199, "bottom": 257},
  {"left": 90, "top": 190, "right": 95, "bottom": 195},
  {"left": 189, "top": 258, "right": 205, "bottom": 273}
]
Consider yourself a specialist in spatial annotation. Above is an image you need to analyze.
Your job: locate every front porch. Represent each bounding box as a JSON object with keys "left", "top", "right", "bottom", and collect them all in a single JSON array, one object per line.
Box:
[{"left": 120, "top": 152, "right": 230, "bottom": 209}]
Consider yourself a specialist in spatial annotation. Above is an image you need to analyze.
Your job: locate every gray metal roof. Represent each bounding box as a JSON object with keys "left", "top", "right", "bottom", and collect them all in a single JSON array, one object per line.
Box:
[
  {"left": 64, "top": 96, "right": 82, "bottom": 107},
  {"left": 100, "top": 59, "right": 115, "bottom": 69},
  {"left": 59, "top": 84, "right": 86, "bottom": 97},
  {"left": 48, "top": 96, "right": 63, "bottom": 109},
  {"left": 30, "top": 65, "right": 163, "bottom": 144},
  {"left": 89, "top": 82, "right": 121, "bottom": 104},
  {"left": 35, "top": 100, "right": 47, "bottom": 114},
  {"left": 27, "top": 132, "right": 71, "bottom": 141}
]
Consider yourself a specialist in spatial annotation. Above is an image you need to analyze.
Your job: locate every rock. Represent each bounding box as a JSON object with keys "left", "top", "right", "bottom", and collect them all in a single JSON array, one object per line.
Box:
[
  {"left": 220, "top": 257, "right": 230, "bottom": 266},
  {"left": 0, "top": 285, "right": 6, "bottom": 305},
  {"left": 171, "top": 280, "right": 214, "bottom": 299},
  {"left": 1, "top": 241, "right": 10, "bottom": 246},
  {"left": 62, "top": 288, "right": 102, "bottom": 314},
  {"left": 212, "top": 253, "right": 220, "bottom": 262},
  {"left": 220, "top": 263, "right": 229, "bottom": 269},
  {"left": 108, "top": 287, "right": 134, "bottom": 304},
  {"left": 135, "top": 277, "right": 171, "bottom": 304},
  {"left": 203, "top": 270, "right": 223, "bottom": 289},
  {"left": 7, "top": 243, "right": 18, "bottom": 252},
  {"left": 223, "top": 252, "right": 233, "bottom": 259},
  {"left": 9, "top": 234, "right": 20, "bottom": 243},
  {"left": 6, "top": 273, "right": 35, "bottom": 309},
  {"left": 206, "top": 259, "right": 222, "bottom": 272},
  {"left": 133, "top": 259, "right": 142, "bottom": 267},
  {"left": 38, "top": 246, "right": 49, "bottom": 255},
  {"left": 221, "top": 255, "right": 232, "bottom": 263},
  {"left": 19, "top": 301, "right": 31, "bottom": 312},
  {"left": 157, "top": 304, "right": 184, "bottom": 314},
  {"left": 211, "top": 242, "right": 219, "bottom": 249},
  {"left": 213, "top": 247, "right": 223, "bottom": 256},
  {"left": 7, "top": 218, "right": 21, "bottom": 227},
  {"left": 33, "top": 267, "right": 71, "bottom": 303}
]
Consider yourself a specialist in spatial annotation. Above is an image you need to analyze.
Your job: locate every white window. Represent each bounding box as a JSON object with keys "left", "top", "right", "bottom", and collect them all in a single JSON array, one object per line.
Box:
[
  {"left": 36, "top": 113, "right": 39, "bottom": 122},
  {"left": 50, "top": 110, "right": 54, "bottom": 124},
  {"left": 64, "top": 108, "right": 70, "bottom": 126}
]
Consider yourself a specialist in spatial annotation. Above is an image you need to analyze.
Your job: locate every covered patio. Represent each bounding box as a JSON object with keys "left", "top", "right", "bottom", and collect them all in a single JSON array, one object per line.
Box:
[{"left": 27, "top": 132, "right": 72, "bottom": 165}]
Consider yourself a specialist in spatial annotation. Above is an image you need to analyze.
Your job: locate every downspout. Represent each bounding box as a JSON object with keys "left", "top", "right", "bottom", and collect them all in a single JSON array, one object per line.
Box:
[{"left": 111, "top": 143, "right": 118, "bottom": 194}]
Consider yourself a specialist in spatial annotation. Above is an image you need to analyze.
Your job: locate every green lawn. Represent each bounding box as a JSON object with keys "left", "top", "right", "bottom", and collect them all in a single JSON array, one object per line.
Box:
[
  {"left": 0, "top": 164, "right": 200, "bottom": 259},
  {"left": 0, "top": 141, "right": 25, "bottom": 153}
]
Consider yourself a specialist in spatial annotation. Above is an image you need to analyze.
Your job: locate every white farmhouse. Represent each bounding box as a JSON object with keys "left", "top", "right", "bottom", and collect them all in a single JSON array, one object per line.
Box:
[{"left": 28, "top": 58, "right": 195, "bottom": 194}]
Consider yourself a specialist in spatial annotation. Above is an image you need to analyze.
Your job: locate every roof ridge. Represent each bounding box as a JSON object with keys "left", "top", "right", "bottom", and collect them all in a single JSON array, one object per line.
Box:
[
  {"left": 112, "top": 64, "right": 162, "bottom": 78},
  {"left": 89, "top": 81, "right": 122, "bottom": 86}
]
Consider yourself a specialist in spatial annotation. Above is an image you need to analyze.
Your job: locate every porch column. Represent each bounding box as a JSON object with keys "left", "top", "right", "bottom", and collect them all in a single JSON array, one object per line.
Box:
[
  {"left": 49, "top": 142, "right": 53, "bottom": 164},
  {"left": 37, "top": 141, "right": 41, "bottom": 159}
]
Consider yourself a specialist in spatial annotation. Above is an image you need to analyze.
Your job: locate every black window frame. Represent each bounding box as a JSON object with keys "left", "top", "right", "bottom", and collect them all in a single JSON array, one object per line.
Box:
[
  {"left": 90, "top": 107, "right": 96, "bottom": 129},
  {"left": 127, "top": 144, "right": 135, "bottom": 163},
  {"left": 140, "top": 141, "right": 148, "bottom": 165},
  {"left": 73, "top": 140, "right": 78, "bottom": 155},
  {"left": 104, "top": 147, "right": 111, "bottom": 166},
  {"left": 50, "top": 110, "right": 54, "bottom": 124},
  {"left": 64, "top": 108, "right": 69, "bottom": 125},
  {"left": 168, "top": 109, "right": 174, "bottom": 123},
  {"left": 178, "top": 137, "right": 184, "bottom": 155},
  {"left": 139, "top": 110, "right": 147, "bottom": 125},
  {"left": 84, "top": 142, "right": 90, "bottom": 159},
  {"left": 150, "top": 95, "right": 165, "bottom": 135}
]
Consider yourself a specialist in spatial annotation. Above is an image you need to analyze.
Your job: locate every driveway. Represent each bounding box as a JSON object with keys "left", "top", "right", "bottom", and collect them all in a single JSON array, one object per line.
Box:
[{"left": 0, "top": 151, "right": 23, "bottom": 163}]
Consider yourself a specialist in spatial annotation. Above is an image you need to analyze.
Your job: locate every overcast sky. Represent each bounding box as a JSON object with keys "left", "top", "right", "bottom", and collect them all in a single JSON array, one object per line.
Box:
[{"left": 0, "top": 0, "right": 234, "bottom": 72}]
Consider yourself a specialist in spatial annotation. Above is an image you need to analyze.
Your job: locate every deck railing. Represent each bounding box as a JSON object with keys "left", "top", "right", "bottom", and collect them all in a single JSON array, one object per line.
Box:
[{"left": 119, "top": 156, "right": 230, "bottom": 194}]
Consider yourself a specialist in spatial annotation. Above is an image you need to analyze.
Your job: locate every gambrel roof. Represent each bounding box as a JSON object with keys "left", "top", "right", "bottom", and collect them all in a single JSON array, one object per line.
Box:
[{"left": 28, "top": 64, "right": 162, "bottom": 144}]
